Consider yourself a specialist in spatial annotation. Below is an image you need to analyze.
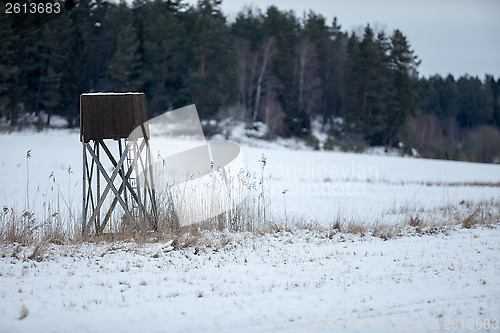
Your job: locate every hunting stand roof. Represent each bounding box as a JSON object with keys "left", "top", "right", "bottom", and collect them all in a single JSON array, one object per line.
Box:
[{"left": 80, "top": 93, "right": 148, "bottom": 143}]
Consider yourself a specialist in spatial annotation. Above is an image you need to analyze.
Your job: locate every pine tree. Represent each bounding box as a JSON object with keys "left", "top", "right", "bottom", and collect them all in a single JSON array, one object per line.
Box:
[
  {"left": 107, "top": 24, "right": 144, "bottom": 91},
  {"left": 456, "top": 76, "right": 492, "bottom": 129},
  {"left": 486, "top": 75, "right": 500, "bottom": 128},
  {"left": 184, "top": 0, "right": 238, "bottom": 118},
  {"left": 344, "top": 32, "right": 363, "bottom": 128},
  {"left": 0, "top": 14, "right": 20, "bottom": 124},
  {"left": 322, "top": 17, "right": 347, "bottom": 121},
  {"left": 385, "top": 29, "right": 420, "bottom": 145},
  {"left": 261, "top": 6, "right": 309, "bottom": 137},
  {"left": 138, "top": 0, "right": 187, "bottom": 115},
  {"left": 419, "top": 76, "right": 442, "bottom": 116},
  {"left": 38, "top": 16, "right": 72, "bottom": 123},
  {"left": 232, "top": 7, "right": 266, "bottom": 121},
  {"left": 15, "top": 26, "right": 45, "bottom": 119},
  {"left": 344, "top": 26, "right": 392, "bottom": 144},
  {"left": 73, "top": 0, "right": 115, "bottom": 90},
  {"left": 58, "top": 18, "right": 88, "bottom": 126},
  {"left": 298, "top": 12, "right": 328, "bottom": 118},
  {"left": 441, "top": 75, "right": 459, "bottom": 118}
]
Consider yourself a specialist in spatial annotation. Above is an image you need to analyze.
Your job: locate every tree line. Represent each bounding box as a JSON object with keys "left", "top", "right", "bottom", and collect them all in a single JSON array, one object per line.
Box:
[{"left": 1, "top": 0, "right": 499, "bottom": 161}]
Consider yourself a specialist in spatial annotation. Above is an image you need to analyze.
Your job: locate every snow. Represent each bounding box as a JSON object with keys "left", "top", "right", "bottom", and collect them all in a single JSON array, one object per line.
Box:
[
  {"left": 0, "top": 129, "right": 499, "bottom": 331},
  {"left": 1, "top": 228, "right": 499, "bottom": 332},
  {"left": 250, "top": 146, "right": 500, "bottom": 223},
  {"left": 0, "top": 129, "right": 499, "bottom": 224},
  {"left": 0, "top": 112, "right": 69, "bottom": 128},
  {"left": 0, "top": 130, "right": 82, "bottom": 219},
  {"left": 311, "top": 116, "right": 329, "bottom": 147},
  {"left": 47, "top": 115, "right": 68, "bottom": 128}
]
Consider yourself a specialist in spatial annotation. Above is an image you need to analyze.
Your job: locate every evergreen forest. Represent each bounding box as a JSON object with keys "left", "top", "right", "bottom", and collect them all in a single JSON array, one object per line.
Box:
[{"left": 1, "top": 0, "right": 499, "bottom": 162}]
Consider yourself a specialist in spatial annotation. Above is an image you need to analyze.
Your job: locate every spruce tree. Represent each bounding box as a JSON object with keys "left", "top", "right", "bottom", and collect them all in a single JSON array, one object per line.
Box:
[
  {"left": 58, "top": 18, "right": 88, "bottom": 126},
  {"left": 386, "top": 29, "right": 419, "bottom": 145},
  {"left": 486, "top": 75, "right": 500, "bottom": 128},
  {"left": 262, "top": 6, "right": 308, "bottom": 137},
  {"left": 344, "top": 32, "right": 363, "bottom": 128},
  {"left": 107, "top": 24, "right": 144, "bottom": 91},
  {"left": 345, "top": 26, "right": 392, "bottom": 145},
  {"left": 138, "top": 0, "right": 186, "bottom": 115},
  {"left": 456, "top": 76, "right": 492, "bottom": 128},
  {"left": 184, "top": 0, "right": 238, "bottom": 118},
  {"left": 38, "top": 16, "right": 72, "bottom": 124},
  {"left": 0, "top": 14, "right": 20, "bottom": 124}
]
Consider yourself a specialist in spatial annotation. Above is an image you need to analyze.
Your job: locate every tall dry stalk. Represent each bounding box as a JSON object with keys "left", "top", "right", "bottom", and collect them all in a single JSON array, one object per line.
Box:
[
  {"left": 26, "top": 149, "right": 32, "bottom": 212},
  {"left": 67, "top": 166, "right": 73, "bottom": 221}
]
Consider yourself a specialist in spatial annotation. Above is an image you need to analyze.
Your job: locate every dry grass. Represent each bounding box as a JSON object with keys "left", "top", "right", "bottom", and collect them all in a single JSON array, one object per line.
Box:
[
  {"left": 2, "top": 199, "right": 499, "bottom": 255},
  {"left": 379, "top": 180, "right": 500, "bottom": 188},
  {"left": 462, "top": 210, "right": 479, "bottom": 229},
  {"left": 2, "top": 197, "right": 499, "bottom": 253},
  {"left": 1, "top": 152, "right": 499, "bottom": 254},
  {"left": 291, "top": 200, "right": 500, "bottom": 241},
  {"left": 18, "top": 305, "right": 29, "bottom": 320},
  {"left": 0, "top": 206, "right": 80, "bottom": 244}
]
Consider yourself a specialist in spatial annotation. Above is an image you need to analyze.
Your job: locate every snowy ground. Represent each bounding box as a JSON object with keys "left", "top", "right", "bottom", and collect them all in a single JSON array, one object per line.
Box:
[
  {"left": 1, "top": 228, "right": 499, "bottom": 332},
  {"left": 1, "top": 129, "right": 499, "bottom": 224},
  {"left": 1, "top": 129, "right": 500, "bottom": 332},
  {"left": 245, "top": 145, "right": 500, "bottom": 224}
]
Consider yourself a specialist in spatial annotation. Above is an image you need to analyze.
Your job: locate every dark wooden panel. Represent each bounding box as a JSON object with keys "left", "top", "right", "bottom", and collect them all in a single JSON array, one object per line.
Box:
[{"left": 80, "top": 93, "right": 148, "bottom": 142}]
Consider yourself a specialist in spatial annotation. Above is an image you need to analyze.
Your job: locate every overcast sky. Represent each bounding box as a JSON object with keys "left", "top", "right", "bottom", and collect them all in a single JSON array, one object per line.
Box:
[{"left": 186, "top": 0, "right": 500, "bottom": 78}]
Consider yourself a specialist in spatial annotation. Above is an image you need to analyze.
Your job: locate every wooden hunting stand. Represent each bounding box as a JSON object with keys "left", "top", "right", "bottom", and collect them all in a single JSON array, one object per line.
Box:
[{"left": 80, "top": 93, "right": 157, "bottom": 236}]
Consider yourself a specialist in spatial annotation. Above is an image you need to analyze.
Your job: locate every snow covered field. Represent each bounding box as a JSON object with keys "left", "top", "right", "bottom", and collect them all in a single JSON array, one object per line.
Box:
[
  {"left": 1, "top": 228, "right": 499, "bottom": 332},
  {"left": 247, "top": 145, "right": 500, "bottom": 225},
  {"left": 1, "top": 129, "right": 499, "bottom": 224},
  {"left": 1, "top": 129, "right": 500, "bottom": 332}
]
